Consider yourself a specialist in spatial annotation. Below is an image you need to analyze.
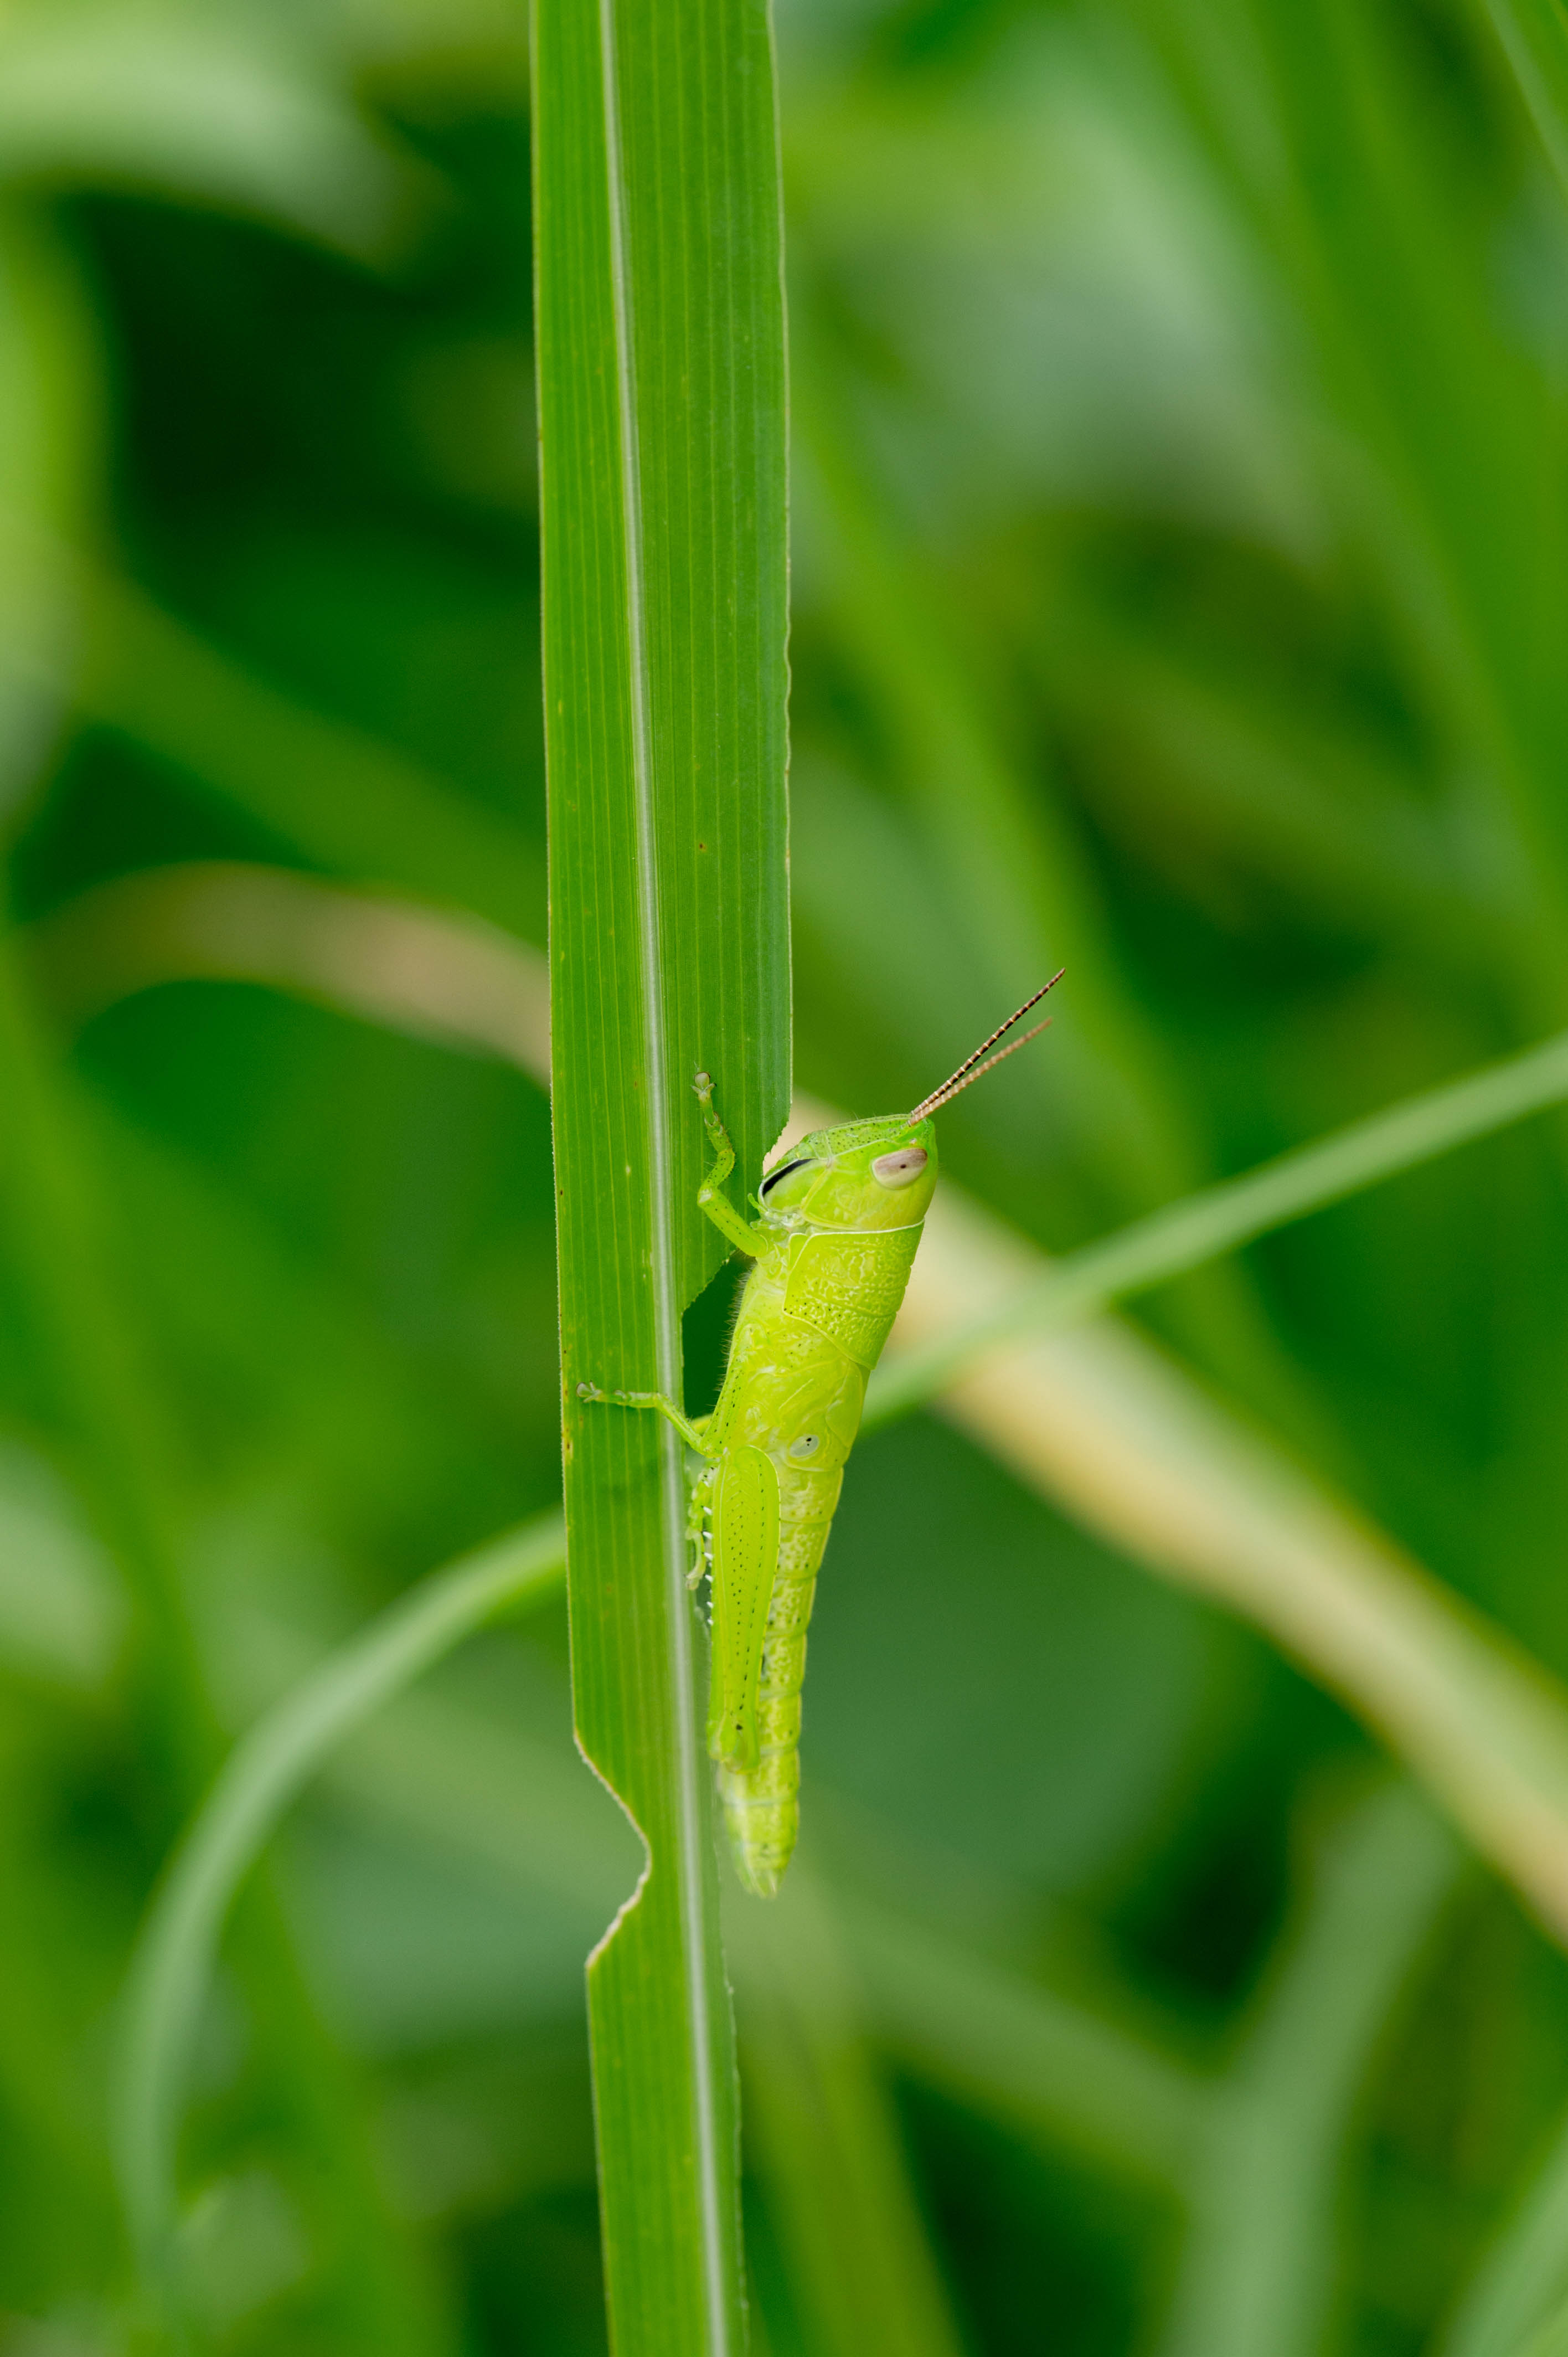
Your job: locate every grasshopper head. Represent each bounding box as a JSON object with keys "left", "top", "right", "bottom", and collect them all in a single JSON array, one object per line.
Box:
[
  {"left": 757, "top": 975, "right": 1064, "bottom": 1235},
  {"left": 759, "top": 1114, "right": 938, "bottom": 1233}
]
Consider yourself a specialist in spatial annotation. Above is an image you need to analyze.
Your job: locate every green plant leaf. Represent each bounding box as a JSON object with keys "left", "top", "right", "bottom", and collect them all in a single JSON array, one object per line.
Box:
[
  {"left": 839, "top": 1888, "right": 1207, "bottom": 2190},
  {"left": 112, "top": 1517, "right": 565, "bottom": 2319},
  {"left": 726, "top": 1869, "right": 968, "bottom": 2357},
  {"left": 532, "top": 0, "right": 789, "bottom": 2347},
  {"left": 1518, "top": 2309, "right": 1568, "bottom": 2357},
  {"left": 0, "top": 10, "right": 430, "bottom": 260},
  {"left": 75, "top": 576, "right": 546, "bottom": 942},
  {"left": 1158, "top": 1781, "right": 1458, "bottom": 2357},
  {"left": 1444, "top": 2098, "right": 1568, "bottom": 2357},
  {"left": 0, "top": 203, "right": 97, "bottom": 826},
  {"left": 0, "top": 906, "right": 448, "bottom": 2353},
  {"left": 1483, "top": 0, "right": 1568, "bottom": 209}
]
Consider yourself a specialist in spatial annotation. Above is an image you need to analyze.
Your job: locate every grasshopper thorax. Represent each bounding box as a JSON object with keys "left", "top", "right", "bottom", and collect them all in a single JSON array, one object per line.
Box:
[{"left": 757, "top": 1114, "right": 938, "bottom": 1234}]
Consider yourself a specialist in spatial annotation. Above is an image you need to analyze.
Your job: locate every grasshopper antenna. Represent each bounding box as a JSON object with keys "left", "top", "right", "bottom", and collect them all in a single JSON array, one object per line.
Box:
[{"left": 909, "top": 970, "right": 1065, "bottom": 1120}]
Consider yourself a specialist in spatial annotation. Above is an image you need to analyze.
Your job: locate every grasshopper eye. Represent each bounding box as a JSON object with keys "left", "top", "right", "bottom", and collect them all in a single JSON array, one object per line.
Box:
[
  {"left": 871, "top": 1147, "right": 927, "bottom": 1190},
  {"left": 789, "top": 1433, "right": 821, "bottom": 1459}
]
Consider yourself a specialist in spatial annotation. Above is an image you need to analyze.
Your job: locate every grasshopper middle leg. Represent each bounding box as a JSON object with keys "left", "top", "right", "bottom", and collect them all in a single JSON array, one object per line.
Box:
[{"left": 576, "top": 1385, "right": 716, "bottom": 1459}]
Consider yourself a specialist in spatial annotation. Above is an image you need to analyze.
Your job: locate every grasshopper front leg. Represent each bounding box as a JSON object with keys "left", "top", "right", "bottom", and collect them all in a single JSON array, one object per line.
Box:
[
  {"left": 576, "top": 1071, "right": 759, "bottom": 1464},
  {"left": 693, "top": 1072, "right": 767, "bottom": 1257},
  {"left": 575, "top": 1073, "right": 759, "bottom": 1437}
]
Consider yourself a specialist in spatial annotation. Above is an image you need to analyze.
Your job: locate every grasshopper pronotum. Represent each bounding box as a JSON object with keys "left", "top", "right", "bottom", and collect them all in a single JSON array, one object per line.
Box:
[{"left": 579, "top": 975, "right": 1062, "bottom": 1894}]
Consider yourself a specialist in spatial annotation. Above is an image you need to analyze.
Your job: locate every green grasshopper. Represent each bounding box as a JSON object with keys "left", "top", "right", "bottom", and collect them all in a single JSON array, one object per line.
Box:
[{"left": 579, "top": 976, "right": 1061, "bottom": 1895}]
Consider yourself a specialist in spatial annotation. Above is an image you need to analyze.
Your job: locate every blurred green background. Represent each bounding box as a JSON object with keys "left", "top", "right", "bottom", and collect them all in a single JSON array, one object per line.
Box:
[{"left": 6, "top": 0, "right": 1568, "bottom": 2350}]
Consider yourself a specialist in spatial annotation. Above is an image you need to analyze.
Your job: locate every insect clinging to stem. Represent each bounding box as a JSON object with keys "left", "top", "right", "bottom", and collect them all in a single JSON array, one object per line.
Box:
[{"left": 577, "top": 972, "right": 1064, "bottom": 1896}]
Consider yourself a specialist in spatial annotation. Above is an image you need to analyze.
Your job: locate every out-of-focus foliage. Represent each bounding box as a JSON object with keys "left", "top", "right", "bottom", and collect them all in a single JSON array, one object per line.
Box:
[{"left": 3, "top": 0, "right": 1568, "bottom": 2351}]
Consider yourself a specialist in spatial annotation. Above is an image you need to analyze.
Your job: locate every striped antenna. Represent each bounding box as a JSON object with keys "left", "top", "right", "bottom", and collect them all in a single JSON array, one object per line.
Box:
[{"left": 909, "top": 970, "right": 1065, "bottom": 1120}]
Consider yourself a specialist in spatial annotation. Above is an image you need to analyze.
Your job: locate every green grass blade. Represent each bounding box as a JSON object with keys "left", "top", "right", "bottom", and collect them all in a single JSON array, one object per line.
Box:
[
  {"left": 25, "top": 860, "right": 552, "bottom": 1072},
  {"left": 75, "top": 574, "right": 546, "bottom": 941},
  {"left": 786, "top": 313, "right": 1323, "bottom": 1427},
  {"left": 1139, "top": 0, "right": 1568, "bottom": 1030},
  {"left": 533, "top": 1, "right": 789, "bottom": 2346},
  {"left": 0, "top": 912, "right": 213, "bottom": 1782},
  {"left": 1157, "top": 1782, "right": 1458, "bottom": 2357},
  {"left": 869, "top": 1023, "right": 1568, "bottom": 1422},
  {"left": 841, "top": 1895, "right": 1208, "bottom": 2193},
  {"left": 727, "top": 1872, "right": 968, "bottom": 2357},
  {"left": 1444, "top": 2101, "right": 1568, "bottom": 2357},
  {"left": 875, "top": 1133, "right": 1568, "bottom": 1954},
  {"left": 1517, "top": 2310, "right": 1568, "bottom": 2357},
  {"left": 789, "top": 330, "right": 1189, "bottom": 1221},
  {"left": 0, "top": 207, "right": 94, "bottom": 824},
  {"left": 0, "top": 11, "right": 429, "bottom": 260},
  {"left": 0, "top": 905, "right": 451, "bottom": 2353},
  {"left": 114, "top": 1518, "right": 565, "bottom": 2321},
  {"left": 1482, "top": 0, "right": 1568, "bottom": 210}
]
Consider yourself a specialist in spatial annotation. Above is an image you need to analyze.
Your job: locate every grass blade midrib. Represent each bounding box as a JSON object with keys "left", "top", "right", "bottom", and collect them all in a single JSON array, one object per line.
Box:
[{"left": 599, "top": 1, "right": 732, "bottom": 2320}]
